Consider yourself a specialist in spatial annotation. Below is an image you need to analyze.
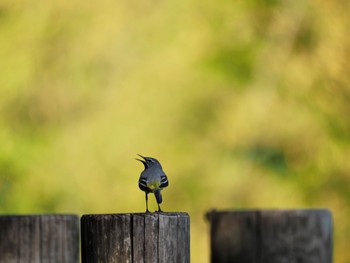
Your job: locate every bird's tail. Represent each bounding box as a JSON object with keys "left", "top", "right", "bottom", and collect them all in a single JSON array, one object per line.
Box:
[{"left": 154, "top": 189, "right": 162, "bottom": 204}]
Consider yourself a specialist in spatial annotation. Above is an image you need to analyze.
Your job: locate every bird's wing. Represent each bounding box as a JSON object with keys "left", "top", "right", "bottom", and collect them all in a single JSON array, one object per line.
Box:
[
  {"left": 160, "top": 173, "right": 169, "bottom": 188},
  {"left": 138, "top": 177, "right": 149, "bottom": 191}
]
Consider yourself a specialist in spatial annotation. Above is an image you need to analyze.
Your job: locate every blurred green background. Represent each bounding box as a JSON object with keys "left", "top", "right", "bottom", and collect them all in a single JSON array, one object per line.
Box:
[{"left": 0, "top": 0, "right": 349, "bottom": 262}]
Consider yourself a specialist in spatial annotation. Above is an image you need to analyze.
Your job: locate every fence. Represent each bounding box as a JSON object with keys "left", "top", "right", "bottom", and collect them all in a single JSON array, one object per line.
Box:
[
  {"left": 206, "top": 209, "right": 332, "bottom": 263},
  {"left": 81, "top": 213, "right": 190, "bottom": 263},
  {"left": 0, "top": 215, "right": 79, "bottom": 263},
  {"left": 0, "top": 210, "right": 332, "bottom": 262}
]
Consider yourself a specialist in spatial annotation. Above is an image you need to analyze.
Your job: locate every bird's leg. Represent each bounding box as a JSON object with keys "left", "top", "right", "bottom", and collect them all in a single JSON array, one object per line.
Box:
[
  {"left": 157, "top": 203, "right": 163, "bottom": 213},
  {"left": 145, "top": 192, "right": 150, "bottom": 213}
]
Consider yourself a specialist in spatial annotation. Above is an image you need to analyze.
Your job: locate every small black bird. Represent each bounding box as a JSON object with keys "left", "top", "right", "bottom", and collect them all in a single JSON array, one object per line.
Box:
[{"left": 136, "top": 154, "right": 169, "bottom": 212}]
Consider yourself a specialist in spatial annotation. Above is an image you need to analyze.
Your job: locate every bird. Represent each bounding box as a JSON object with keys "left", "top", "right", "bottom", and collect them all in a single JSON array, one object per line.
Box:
[{"left": 136, "top": 154, "right": 169, "bottom": 213}]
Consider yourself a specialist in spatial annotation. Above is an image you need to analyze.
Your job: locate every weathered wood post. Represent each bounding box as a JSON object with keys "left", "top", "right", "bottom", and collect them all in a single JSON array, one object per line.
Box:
[
  {"left": 81, "top": 212, "right": 190, "bottom": 263},
  {"left": 206, "top": 209, "right": 332, "bottom": 263},
  {"left": 0, "top": 214, "right": 79, "bottom": 263}
]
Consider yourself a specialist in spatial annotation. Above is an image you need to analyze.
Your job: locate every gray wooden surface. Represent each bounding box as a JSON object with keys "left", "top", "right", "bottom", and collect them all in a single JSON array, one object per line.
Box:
[
  {"left": 81, "top": 212, "right": 190, "bottom": 263},
  {"left": 207, "top": 209, "right": 332, "bottom": 263},
  {"left": 0, "top": 214, "right": 79, "bottom": 263}
]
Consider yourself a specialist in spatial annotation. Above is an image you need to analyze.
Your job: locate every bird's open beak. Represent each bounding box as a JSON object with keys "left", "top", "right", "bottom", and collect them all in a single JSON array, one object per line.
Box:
[{"left": 135, "top": 154, "right": 146, "bottom": 164}]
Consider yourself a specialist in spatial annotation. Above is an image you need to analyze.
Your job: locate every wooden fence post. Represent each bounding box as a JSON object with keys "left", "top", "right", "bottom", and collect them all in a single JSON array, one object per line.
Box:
[
  {"left": 0, "top": 214, "right": 79, "bottom": 263},
  {"left": 206, "top": 209, "right": 332, "bottom": 263},
  {"left": 81, "top": 212, "right": 190, "bottom": 263}
]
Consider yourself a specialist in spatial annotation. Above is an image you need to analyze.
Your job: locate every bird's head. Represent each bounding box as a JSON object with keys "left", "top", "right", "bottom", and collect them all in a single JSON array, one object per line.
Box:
[{"left": 136, "top": 154, "right": 161, "bottom": 169}]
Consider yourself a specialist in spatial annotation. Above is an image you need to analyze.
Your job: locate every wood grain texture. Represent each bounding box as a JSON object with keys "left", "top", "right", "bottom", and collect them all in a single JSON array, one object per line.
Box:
[
  {"left": 0, "top": 214, "right": 79, "bottom": 263},
  {"left": 81, "top": 214, "right": 132, "bottom": 263},
  {"left": 144, "top": 213, "right": 159, "bottom": 263},
  {"left": 81, "top": 212, "right": 190, "bottom": 263},
  {"left": 132, "top": 214, "right": 145, "bottom": 263},
  {"left": 207, "top": 209, "right": 332, "bottom": 263}
]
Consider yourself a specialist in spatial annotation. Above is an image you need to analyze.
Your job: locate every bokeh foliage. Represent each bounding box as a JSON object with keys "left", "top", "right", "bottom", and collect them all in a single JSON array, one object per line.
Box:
[{"left": 1, "top": 0, "right": 350, "bottom": 262}]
